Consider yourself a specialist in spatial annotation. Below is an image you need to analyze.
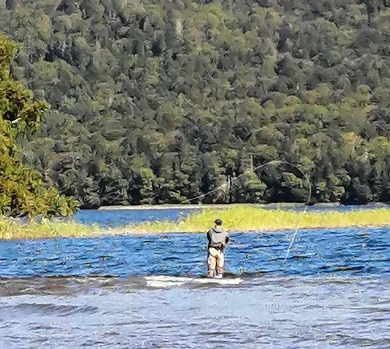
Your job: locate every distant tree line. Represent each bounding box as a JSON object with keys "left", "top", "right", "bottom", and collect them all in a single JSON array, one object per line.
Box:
[{"left": 1, "top": 0, "right": 390, "bottom": 207}]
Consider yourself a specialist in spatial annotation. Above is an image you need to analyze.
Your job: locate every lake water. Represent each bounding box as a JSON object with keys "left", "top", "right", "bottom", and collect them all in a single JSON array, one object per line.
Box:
[
  {"left": 73, "top": 204, "right": 390, "bottom": 227},
  {"left": 1, "top": 209, "right": 390, "bottom": 348},
  {"left": 73, "top": 208, "right": 200, "bottom": 227}
]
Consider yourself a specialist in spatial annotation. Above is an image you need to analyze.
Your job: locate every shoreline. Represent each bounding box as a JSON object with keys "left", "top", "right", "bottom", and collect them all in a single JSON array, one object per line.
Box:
[
  {"left": 96, "top": 202, "right": 389, "bottom": 211},
  {"left": 107, "top": 223, "right": 390, "bottom": 237},
  {"left": 97, "top": 203, "right": 312, "bottom": 211},
  {"left": 1, "top": 222, "right": 388, "bottom": 241},
  {"left": 2, "top": 206, "right": 390, "bottom": 240},
  {"left": 3, "top": 221, "right": 388, "bottom": 241}
]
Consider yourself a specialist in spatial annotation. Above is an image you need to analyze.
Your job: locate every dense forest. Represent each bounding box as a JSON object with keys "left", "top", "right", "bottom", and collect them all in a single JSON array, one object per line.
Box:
[{"left": 1, "top": 0, "right": 390, "bottom": 207}]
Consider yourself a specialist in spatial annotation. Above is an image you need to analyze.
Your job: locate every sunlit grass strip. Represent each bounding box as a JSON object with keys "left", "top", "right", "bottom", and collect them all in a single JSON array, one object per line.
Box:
[
  {"left": 0, "top": 217, "right": 99, "bottom": 240},
  {"left": 119, "top": 207, "right": 390, "bottom": 234},
  {"left": 2, "top": 207, "right": 390, "bottom": 239}
]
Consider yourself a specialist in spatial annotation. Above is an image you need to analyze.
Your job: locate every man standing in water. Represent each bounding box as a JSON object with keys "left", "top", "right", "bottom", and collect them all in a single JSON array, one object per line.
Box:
[{"left": 206, "top": 219, "right": 230, "bottom": 278}]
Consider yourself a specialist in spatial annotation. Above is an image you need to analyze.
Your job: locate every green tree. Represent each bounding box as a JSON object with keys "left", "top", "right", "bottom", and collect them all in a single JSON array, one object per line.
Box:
[{"left": 0, "top": 35, "right": 77, "bottom": 217}]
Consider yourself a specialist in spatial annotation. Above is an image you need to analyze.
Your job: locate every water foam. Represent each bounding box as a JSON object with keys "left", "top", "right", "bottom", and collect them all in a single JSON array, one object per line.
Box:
[{"left": 144, "top": 275, "right": 243, "bottom": 288}]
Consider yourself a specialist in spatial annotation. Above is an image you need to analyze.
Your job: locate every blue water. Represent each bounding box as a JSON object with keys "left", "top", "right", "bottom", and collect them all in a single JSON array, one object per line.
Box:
[
  {"left": 73, "top": 208, "right": 199, "bottom": 227},
  {"left": 2, "top": 213, "right": 390, "bottom": 348},
  {"left": 1, "top": 227, "right": 389, "bottom": 278},
  {"left": 74, "top": 204, "right": 390, "bottom": 227}
]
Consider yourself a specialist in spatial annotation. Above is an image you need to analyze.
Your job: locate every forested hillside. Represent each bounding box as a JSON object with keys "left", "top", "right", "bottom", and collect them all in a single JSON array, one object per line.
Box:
[{"left": 1, "top": 0, "right": 390, "bottom": 207}]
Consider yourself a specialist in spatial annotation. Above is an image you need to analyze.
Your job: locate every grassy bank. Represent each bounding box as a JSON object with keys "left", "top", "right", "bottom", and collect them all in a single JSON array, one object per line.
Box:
[
  {"left": 0, "top": 217, "right": 99, "bottom": 240},
  {"left": 1, "top": 207, "right": 390, "bottom": 239},
  {"left": 121, "top": 207, "right": 390, "bottom": 234}
]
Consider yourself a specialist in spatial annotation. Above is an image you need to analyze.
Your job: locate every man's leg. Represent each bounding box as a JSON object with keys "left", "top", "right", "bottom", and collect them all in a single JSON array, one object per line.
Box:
[
  {"left": 216, "top": 251, "right": 225, "bottom": 276},
  {"left": 207, "top": 252, "right": 216, "bottom": 278}
]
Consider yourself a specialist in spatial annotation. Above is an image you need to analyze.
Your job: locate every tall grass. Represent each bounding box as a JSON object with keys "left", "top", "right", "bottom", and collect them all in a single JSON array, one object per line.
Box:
[
  {"left": 1, "top": 206, "right": 390, "bottom": 239},
  {"left": 0, "top": 217, "right": 99, "bottom": 239},
  {"left": 120, "top": 207, "right": 390, "bottom": 234}
]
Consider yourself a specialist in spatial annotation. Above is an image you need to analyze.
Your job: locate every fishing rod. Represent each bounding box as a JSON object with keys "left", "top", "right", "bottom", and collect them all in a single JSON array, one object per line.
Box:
[
  {"left": 284, "top": 173, "right": 312, "bottom": 263},
  {"left": 180, "top": 159, "right": 313, "bottom": 265},
  {"left": 180, "top": 160, "right": 311, "bottom": 204}
]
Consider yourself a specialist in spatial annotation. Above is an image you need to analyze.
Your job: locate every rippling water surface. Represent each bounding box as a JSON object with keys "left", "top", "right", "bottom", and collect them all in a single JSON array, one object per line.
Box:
[
  {"left": 1, "top": 222, "right": 390, "bottom": 348},
  {"left": 74, "top": 204, "right": 390, "bottom": 227},
  {"left": 73, "top": 208, "right": 200, "bottom": 227}
]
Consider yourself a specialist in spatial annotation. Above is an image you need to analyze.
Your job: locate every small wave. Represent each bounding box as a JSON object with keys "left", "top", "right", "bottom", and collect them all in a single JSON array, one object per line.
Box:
[
  {"left": 0, "top": 274, "right": 249, "bottom": 295},
  {"left": 2, "top": 303, "right": 98, "bottom": 316},
  {"left": 1, "top": 273, "right": 388, "bottom": 295},
  {"left": 144, "top": 275, "right": 243, "bottom": 288}
]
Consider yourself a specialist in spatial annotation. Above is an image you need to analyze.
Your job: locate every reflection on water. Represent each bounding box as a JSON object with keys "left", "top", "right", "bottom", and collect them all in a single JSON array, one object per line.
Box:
[{"left": 0, "top": 226, "right": 390, "bottom": 348}]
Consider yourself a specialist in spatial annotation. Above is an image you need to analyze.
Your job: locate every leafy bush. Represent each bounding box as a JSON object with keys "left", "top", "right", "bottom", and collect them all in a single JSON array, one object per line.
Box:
[{"left": 0, "top": 35, "right": 78, "bottom": 217}]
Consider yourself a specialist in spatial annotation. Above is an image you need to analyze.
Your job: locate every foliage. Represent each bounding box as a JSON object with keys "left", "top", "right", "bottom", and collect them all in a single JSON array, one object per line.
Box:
[
  {"left": 1, "top": 1, "right": 390, "bottom": 206},
  {"left": 0, "top": 216, "right": 98, "bottom": 239},
  {"left": 0, "top": 35, "right": 78, "bottom": 217}
]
